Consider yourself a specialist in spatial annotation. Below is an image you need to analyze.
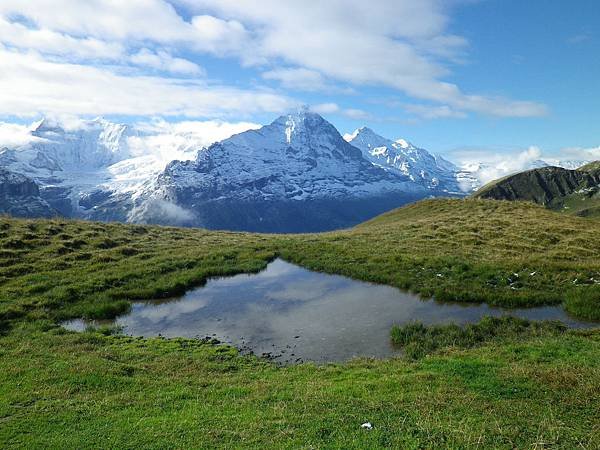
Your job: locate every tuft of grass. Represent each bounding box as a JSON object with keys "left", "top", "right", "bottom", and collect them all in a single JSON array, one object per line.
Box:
[
  {"left": 391, "top": 316, "right": 567, "bottom": 359},
  {"left": 565, "top": 288, "right": 600, "bottom": 321}
]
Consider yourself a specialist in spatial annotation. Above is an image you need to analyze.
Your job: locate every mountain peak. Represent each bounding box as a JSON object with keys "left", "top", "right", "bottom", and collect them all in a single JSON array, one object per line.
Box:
[
  {"left": 345, "top": 126, "right": 415, "bottom": 151},
  {"left": 269, "top": 108, "right": 337, "bottom": 145},
  {"left": 344, "top": 126, "right": 379, "bottom": 143},
  {"left": 31, "top": 117, "right": 64, "bottom": 135},
  {"left": 394, "top": 138, "right": 411, "bottom": 149},
  {"left": 278, "top": 106, "right": 325, "bottom": 123}
]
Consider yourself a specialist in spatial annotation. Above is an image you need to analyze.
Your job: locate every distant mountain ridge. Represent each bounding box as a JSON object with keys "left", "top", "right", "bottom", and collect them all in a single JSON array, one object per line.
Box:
[
  {"left": 0, "top": 110, "right": 592, "bottom": 229},
  {"left": 344, "top": 127, "right": 463, "bottom": 193},
  {"left": 473, "top": 162, "right": 600, "bottom": 217}
]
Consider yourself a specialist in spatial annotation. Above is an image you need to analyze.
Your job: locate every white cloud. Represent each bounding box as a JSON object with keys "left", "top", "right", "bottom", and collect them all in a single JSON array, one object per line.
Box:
[
  {"left": 310, "top": 103, "right": 340, "bottom": 114},
  {"left": 0, "top": 16, "right": 124, "bottom": 60},
  {"left": 309, "top": 103, "right": 370, "bottom": 120},
  {"left": 0, "top": 1, "right": 250, "bottom": 57},
  {"left": 130, "top": 49, "right": 205, "bottom": 75},
  {"left": 139, "top": 199, "right": 196, "bottom": 224},
  {"left": 556, "top": 145, "right": 600, "bottom": 161},
  {"left": 0, "top": 122, "right": 44, "bottom": 147},
  {"left": 190, "top": 15, "right": 250, "bottom": 56},
  {"left": 0, "top": 1, "right": 548, "bottom": 120},
  {"left": 452, "top": 144, "right": 596, "bottom": 187},
  {"left": 263, "top": 68, "right": 327, "bottom": 91},
  {"left": 405, "top": 103, "right": 467, "bottom": 119},
  {"left": 342, "top": 108, "right": 371, "bottom": 120},
  {"left": 176, "top": 0, "right": 547, "bottom": 117},
  {"left": 568, "top": 33, "right": 592, "bottom": 44},
  {"left": 480, "top": 146, "right": 543, "bottom": 184},
  {"left": 130, "top": 119, "right": 261, "bottom": 161},
  {"left": 0, "top": 1, "right": 191, "bottom": 43},
  {"left": 0, "top": 47, "right": 293, "bottom": 118},
  {"left": 454, "top": 146, "right": 550, "bottom": 185}
]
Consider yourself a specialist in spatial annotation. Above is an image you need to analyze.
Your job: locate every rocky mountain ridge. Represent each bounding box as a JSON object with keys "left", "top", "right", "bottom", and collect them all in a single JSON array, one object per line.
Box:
[
  {"left": 473, "top": 162, "right": 600, "bottom": 217},
  {"left": 0, "top": 111, "right": 591, "bottom": 230}
]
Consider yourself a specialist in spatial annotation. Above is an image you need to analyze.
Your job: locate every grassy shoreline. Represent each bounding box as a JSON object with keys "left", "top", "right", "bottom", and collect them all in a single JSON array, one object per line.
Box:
[
  {"left": 1, "top": 198, "right": 599, "bottom": 325},
  {"left": 1, "top": 198, "right": 599, "bottom": 447}
]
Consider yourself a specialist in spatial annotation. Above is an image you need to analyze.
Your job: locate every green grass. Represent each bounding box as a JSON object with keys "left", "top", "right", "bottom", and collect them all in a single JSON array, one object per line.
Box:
[
  {"left": 550, "top": 190, "right": 600, "bottom": 218},
  {"left": 1, "top": 320, "right": 599, "bottom": 448},
  {"left": 1, "top": 198, "right": 599, "bottom": 448},
  {"left": 391, "top": 316, "right": 568, "bottom": 359}
]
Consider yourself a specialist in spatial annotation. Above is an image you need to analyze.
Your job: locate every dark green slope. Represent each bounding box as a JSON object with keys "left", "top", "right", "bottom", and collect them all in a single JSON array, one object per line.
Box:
[{"left": 473, "top": 162, "right": 600, "bottom": 217}]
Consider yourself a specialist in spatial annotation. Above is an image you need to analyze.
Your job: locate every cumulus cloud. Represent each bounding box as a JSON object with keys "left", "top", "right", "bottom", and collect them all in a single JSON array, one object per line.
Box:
[
  {"left": 0, "top": 1, "right": 191, "bottom": 43},
  {"left": 0, "top": 1, "right": 250, "bottom": 57},
  {"left": 556, "top": 145, "right": 600, "bottom": 161},
  {"left": 454, "top": 144, "right": 597, "bottom": 186},
  {"left": 136, "top": 199, "right": 196, "bottom": 225},
  {"left": 189, "top": 15, "right": 250, "bottom": 56},
  {"left": 0, "top": 1, "right": 548, "bottom": 120},
  {"left": 130, "top": 49, "right": 204, "bottom": 75},
  {"left": 473, "top": 146, "right": 544, "bottom": 184},
  {"left": 0, "top": 47, "right": 292, "bottom": 118},
  {"left": 129, "top": 119, "right": 261, "bottom": 162},
  {"left": 0, "top": 16, "right": 124, "bottom": 60},
  {"left": 0, "top": 122, "right": 44, "bottom": 147},
  {"left": 176, "top": 0, "right": 547, "bottom": 118}
]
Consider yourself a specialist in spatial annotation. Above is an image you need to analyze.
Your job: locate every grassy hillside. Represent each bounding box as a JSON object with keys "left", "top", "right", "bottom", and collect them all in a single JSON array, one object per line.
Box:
[
  {"left": 580, "top": 161, "right": 600, "bottom": 172},
  {"left": 282, "top": 199, "right": 600, "bottom": 320},
  {"left": 2, "top": 199, "right": 599, "bottom": 327},
  {"left": 473, "top": 162, "right": 600, "bottom": 218},
  {"left": 1, "top": 199, "right": 600, "bottom": 448}
]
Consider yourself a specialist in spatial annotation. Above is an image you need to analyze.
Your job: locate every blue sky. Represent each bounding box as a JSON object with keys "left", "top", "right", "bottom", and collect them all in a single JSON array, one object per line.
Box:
[{"left": 0, "top": 0, "right": 598, "bottom": 162}]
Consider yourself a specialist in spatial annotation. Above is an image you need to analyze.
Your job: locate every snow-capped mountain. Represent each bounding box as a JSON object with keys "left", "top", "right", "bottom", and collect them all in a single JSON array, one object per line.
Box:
[
  {"left": 1, "top": 110, "right": 589, "bottom": 231},
  {"left": 542, "top": 159, "right": 588, "bottom": 170},
  {"left": 0, "top": 117, "right": 201, "bottom": 217},
  {"left": 29, "top": 117, "right": 132, "bottom": 169},
  {"left": 344, "top": 127, "right": 464, "bottom": 193},
  {"left": 343, "top": 126, "right": 590, "bottom": 193},
  {"left": 129, "top": 109, "right": 437, "bottom": 231}
]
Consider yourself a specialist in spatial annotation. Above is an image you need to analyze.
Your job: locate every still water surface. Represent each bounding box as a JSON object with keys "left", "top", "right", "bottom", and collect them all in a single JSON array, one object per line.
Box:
[{"left": 64, "top": 259, "right": 596, "bottom": 363}]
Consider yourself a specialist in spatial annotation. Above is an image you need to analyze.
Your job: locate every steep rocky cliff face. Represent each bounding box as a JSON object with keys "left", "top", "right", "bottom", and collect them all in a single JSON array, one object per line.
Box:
[{"left": 0, "top": 169, "right": 56, "bottom": 218}]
